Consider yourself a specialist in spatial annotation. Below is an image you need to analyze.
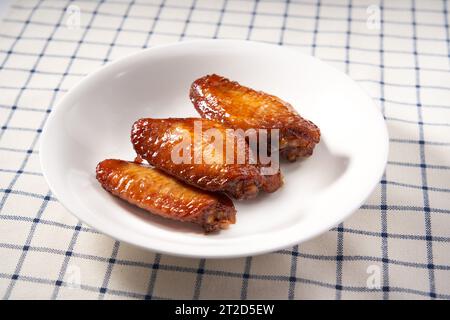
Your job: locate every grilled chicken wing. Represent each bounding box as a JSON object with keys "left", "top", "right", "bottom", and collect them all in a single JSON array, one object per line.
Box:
[
  {"left": 131, "top": 118, "right": 282, "bottom": 199},
  {"left": 96, "top": 159, "right": 236, "bottom": 233},
  {"left": 190, "top": 74, "right": 321, "bottom": 161}
]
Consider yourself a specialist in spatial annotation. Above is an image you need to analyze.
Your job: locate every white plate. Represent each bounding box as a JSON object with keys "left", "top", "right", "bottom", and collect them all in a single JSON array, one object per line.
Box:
[{"left": 40, "top": 40, "right": 388, "bottom": 258}]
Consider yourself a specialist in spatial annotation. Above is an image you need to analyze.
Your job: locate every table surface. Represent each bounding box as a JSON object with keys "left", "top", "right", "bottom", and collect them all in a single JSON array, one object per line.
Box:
[{"left": 0, "top": 0, "right": 449, "bottom": 300}]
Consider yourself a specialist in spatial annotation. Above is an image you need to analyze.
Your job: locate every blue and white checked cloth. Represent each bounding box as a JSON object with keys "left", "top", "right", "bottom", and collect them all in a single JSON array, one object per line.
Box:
[{"left": 0, "top": 0, "right": 449, "bottom": 300}]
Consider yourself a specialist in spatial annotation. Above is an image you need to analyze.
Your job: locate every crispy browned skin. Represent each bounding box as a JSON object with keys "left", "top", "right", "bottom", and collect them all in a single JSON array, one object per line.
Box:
[
  {"left": 190, "top": 74, "right": 321, "bottom": 161},
  {"left": 131, "top": 118, "right": 282, "bottom": 199},
  {"left": 96, "top": 159, "right": 236, "bottom": 233}
]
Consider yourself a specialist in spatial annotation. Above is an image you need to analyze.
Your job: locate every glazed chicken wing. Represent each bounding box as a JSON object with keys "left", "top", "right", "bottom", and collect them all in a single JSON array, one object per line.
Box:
[
  {"left": 96, "top": 159, "right": 236, "bottom": 233},
  {"left": 131, "top": 118, "right": 282, "bottom": 199},
  {"left": 190, "top": 74, "right": 321, "bottom": 161}
]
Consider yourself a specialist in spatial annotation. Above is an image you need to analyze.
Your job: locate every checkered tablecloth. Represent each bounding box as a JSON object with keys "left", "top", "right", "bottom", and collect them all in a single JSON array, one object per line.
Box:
[{"left": 0, "top": 0, "right": 449, "bottom": 300}]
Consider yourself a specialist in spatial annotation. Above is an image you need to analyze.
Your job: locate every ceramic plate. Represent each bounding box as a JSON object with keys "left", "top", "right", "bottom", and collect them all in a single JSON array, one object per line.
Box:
[{"left": 40, "top": 40, "right": 388, "bottom": 258}]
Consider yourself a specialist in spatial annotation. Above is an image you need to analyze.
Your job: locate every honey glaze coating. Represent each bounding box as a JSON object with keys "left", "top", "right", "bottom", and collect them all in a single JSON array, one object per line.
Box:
[
  {"left": 190, "top": 74, "right": 321, "bottom": 161},
  {"left": 96, "top": 159, "right": 236, "bottom": 233},
  {"left": 131, "top": 118, "right": 283, "bottom": 199}
]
